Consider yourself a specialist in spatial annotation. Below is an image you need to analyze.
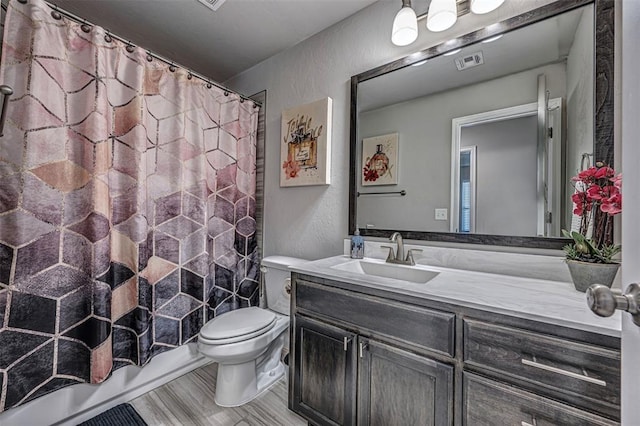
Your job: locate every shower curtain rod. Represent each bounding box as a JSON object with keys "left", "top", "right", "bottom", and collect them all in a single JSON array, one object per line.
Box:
[{"left": 1, "top": 0, "right": 262, "bottom": 108}]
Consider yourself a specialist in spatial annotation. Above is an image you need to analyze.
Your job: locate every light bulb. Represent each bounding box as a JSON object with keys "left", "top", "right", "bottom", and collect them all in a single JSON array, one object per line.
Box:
[
  {"left": 470, "top": 0, "right": 505, "bottom": 15},
  {"left": 426, "top": 0, "right": 457, "bottom": 32},
  {"left": 392, "top": 6, "right": 418, "bottom": 46}
]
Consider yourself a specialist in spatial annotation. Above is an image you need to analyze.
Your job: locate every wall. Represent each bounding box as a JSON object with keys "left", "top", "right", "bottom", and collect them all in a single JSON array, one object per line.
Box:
[
  {"left": 225, "top": 0, "right": 557, "bottom": 259},
  {"left": 565, "top": 6, "right": 595, "bottom": 229},
  {"left": 461, "top": 115, "right": 538, "bottom": 235},
  {"left": 357, "top": 62, "right": 565, "bottom": 233}
]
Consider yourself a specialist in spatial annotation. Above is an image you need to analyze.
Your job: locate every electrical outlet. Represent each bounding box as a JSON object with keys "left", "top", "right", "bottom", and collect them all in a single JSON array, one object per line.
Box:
[{"left": 435, "top": 208, "right": 448, "bottom": 221}]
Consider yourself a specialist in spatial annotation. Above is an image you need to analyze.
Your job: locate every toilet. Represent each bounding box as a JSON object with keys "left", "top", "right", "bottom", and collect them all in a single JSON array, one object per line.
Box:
[{"left": 197, "top": 256, "right": 307, "bottom": 407}]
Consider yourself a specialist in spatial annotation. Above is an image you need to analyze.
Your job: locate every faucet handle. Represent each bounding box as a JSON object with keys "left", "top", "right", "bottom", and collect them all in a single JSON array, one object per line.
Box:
[
  {"left": 405, "top": 249, "right": 423, "bottom": 266},
  {"left": 380, "top": 245, "right": 396, "bottom": 262}
]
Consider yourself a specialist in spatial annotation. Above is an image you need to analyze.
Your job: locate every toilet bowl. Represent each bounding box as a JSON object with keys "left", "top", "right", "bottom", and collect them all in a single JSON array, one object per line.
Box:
[{"left": 197, "top": 256, "right": 307, "bottom": 407}]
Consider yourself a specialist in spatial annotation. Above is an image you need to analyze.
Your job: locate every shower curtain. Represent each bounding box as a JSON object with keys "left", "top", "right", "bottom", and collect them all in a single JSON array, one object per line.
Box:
[{"left": 0, "top": 0, "right": 259, "bottom": 413}]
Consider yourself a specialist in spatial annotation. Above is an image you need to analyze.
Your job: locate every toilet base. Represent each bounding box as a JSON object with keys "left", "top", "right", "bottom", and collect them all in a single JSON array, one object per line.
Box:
[
  {"left": 214, "top": 359, "right": 286, "bottom": 407},
  {"left": 213, "top": 333, "right": 287, "bottom": 407}
]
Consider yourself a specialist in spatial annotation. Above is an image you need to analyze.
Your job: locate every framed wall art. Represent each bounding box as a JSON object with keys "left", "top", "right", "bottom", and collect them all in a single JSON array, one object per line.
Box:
[
  {"left": 280, "top": 97, "right": 332, "bottom": 187},
  {"left": 361, "top": 133, "right": 398, "bottom": 186}
]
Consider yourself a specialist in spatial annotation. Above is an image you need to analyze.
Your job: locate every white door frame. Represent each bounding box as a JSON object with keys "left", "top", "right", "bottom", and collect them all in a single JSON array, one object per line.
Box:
[
  {"left": 450, "top": 99, "right": 562, "bottom": 234},
  {"left": 621, "top": 0, "right": 640, "bottom": 421}
]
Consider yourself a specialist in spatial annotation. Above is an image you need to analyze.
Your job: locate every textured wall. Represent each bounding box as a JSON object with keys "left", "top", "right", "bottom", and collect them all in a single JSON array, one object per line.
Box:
[{"left": 225, "top": 0, "right": 556, "bottom": 260}]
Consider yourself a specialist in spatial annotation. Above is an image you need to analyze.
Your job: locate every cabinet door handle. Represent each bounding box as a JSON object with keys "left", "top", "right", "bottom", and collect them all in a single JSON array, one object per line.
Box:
[
  {"left": 359, "top": 342, "right": 368, "bottom": 358},
  {"left": 521, "top": 358, "right": 606, "bottom": 387},
  {"left": 343, "top": 336, "right": 351, "bottom": 351}
]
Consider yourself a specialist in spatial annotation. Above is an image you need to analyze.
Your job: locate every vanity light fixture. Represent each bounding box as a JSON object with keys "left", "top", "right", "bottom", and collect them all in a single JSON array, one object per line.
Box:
[
  {"left": 392, "top": 0, "right": 419, "bottom": 46},
  {"left": 470, "top": 0, "right": 505, "bottom": 14},
  {"left": 426, "top": 0, "right": 458, "bottom": 32},
  {"left": 391, "top": 0, "right": 507, "bottom": 46}
]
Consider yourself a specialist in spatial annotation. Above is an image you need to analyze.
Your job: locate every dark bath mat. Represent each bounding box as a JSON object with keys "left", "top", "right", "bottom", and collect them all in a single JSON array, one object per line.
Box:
[{"left": 77, "top": 403, "right": 147, "bottom": 426}]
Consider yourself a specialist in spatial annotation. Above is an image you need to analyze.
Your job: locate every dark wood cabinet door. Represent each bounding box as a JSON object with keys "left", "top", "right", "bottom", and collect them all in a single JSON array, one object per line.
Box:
[
  {"left": 291, "top": 314, "right": 358, "bottom": 426},
  {"left": 357, "top": 338, "right": 454, "bottom": 426}
]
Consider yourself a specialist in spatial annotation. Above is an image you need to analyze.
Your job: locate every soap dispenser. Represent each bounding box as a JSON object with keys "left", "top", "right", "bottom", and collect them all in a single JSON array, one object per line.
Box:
[{"left": 350, "top": 228, "right": 364, "bottom": 259}]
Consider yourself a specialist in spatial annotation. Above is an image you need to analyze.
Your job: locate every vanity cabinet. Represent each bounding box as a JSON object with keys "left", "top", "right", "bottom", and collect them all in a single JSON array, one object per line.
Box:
[
  {"left": 289, "top": 273, "right": 621, "bottom": 426},
  {"left": 290, "top": 277, "right": 454, "bottom": 426}
]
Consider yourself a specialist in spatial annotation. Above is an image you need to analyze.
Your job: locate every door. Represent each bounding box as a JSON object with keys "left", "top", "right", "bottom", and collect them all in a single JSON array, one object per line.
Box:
[
  {"left": 357, "top": 338, "right": 453, "bottom": 426},
  {"left": 621, "top": 0, "right": 640, "bottom": 422},
  {"left": 291, "top": 314, "right": 357, "bottom": 426}
]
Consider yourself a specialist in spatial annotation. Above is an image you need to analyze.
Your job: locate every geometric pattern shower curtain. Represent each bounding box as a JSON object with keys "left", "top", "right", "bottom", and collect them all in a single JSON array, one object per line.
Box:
[{"left": 0, "top": 0, "right": 259, "bottom": 413}]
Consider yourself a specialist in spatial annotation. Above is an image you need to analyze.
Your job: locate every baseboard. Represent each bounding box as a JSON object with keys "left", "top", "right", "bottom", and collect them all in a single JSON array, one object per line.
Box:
[{"left": 0, "top": 343, "right": 211, "bottom": 426}]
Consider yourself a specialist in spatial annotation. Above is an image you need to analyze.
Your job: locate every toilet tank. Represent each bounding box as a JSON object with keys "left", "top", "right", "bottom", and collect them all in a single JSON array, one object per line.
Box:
[{"left": 261, "top": 256, "right": 308, "bottom": 315}]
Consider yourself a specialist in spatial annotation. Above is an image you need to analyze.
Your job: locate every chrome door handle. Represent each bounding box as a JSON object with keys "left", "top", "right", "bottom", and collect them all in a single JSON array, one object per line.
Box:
[
  {"left": 343, "top": 336, "right": 352, "bottom": 351},
  {"left": 359, "top": 342, "right": 368, "bottom": 358},
  {"left": 586, "top": 283, "right": 640, "bottom": 326}
]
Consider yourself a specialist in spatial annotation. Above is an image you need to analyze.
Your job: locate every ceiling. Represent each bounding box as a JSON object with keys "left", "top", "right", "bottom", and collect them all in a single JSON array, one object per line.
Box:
[{"left": 52, "top": 0, "right": 380, "bottom": 82}]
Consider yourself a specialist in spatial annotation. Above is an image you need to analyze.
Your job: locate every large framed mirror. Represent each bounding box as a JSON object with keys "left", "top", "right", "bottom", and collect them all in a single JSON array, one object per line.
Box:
[{"left": 349, "top": 0, "right": 614, "bottom": 249}]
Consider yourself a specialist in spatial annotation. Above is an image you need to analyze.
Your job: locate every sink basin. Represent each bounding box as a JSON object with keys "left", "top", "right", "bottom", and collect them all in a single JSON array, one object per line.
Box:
[{"left": 331, "top": 259, "right": 440, "bottom": 284}]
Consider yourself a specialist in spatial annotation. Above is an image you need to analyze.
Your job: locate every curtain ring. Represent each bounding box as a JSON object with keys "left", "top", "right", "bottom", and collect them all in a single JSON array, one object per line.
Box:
[
  {"left": 18, "top": 0, "right": 27, "bottom": 3},
  {"left": 51, "top": 5, "right": 62, "bottom": 19},
  {"left": 126, "top": 44, "right": 135, "bottom": 53},
  {"left": 104, "top": 31, "right": 112, "bottom": 43},
  {"left": 253, "top": 103, "right": 259, "bottom": 109},
  {"left": 240, "top": 98, "right": 245, "bottom": 103},
  {"left": 224, "top": 91, "right": 229, "bottom": 96},
  {"left": 146, "top": 53, "right": 153, "bottom": 62},
  {"left": 81, "top": 20, "right": 91, "bottom": 33},
  {"left": 187, "top": 73, "right": 193, "bottom": 80},
  {"left": 169, "top": 64, "right": 177, "bottom": 72},
  {"left": 206, "top": 83, "right": 212, "bottom": 89}
]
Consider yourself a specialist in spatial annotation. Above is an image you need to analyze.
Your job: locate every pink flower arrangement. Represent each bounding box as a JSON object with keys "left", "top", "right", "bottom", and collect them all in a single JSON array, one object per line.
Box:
[{"left": 564, "top": 163, "right": 621, "bottom": 263}]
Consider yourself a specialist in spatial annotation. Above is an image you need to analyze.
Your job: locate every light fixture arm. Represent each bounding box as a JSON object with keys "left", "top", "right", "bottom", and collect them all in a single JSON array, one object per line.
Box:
[{"left": 402, "top": 0, "right": 412, "bottom": 8}]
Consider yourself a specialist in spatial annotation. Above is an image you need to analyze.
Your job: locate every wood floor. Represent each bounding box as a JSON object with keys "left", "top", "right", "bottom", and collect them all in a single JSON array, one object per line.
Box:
[{"left": 130, "top": 363, "right": 307, "bottom": 426}]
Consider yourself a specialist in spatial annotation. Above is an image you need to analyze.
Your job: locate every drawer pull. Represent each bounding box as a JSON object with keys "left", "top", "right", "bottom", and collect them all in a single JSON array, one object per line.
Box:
[{"left": 521, "top": 358, "right": 606, "bottom": 387}]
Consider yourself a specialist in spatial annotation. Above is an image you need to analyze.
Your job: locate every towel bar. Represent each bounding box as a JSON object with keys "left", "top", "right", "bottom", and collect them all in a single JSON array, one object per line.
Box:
[{"left": 357, "top": 190, "right": 406, "bottom": 197}]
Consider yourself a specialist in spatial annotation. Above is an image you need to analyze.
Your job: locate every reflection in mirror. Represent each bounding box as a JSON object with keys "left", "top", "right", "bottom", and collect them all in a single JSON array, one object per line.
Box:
[{"left": 351, "top": 0, "right": 614, "bottom": 249}]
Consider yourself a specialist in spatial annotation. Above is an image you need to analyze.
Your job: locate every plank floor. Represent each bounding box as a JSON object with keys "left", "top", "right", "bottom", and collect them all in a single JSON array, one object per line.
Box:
[{"left": 130, "top": 363, "right": 307, "bottom": 426}]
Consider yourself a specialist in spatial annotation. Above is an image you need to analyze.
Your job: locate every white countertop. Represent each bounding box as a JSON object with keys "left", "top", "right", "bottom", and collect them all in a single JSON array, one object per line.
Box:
[{"left": 290, "top": 255, "right": 621, "bottom": 338}]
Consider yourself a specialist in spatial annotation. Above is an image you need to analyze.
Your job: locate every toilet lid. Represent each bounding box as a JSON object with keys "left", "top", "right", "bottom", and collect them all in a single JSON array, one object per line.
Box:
[{"left": 199, "top": 307, "right": 277, "bottom": 341}]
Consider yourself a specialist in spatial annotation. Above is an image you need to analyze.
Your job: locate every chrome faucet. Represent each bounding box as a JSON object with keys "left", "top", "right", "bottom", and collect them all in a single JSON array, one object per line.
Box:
[{"left": 382, "top": 232, "right": 422, "bottom": 266}]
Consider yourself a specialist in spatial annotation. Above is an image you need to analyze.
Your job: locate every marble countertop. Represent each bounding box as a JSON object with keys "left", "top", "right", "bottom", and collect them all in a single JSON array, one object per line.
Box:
[{"left": 289, "top": 255, "right": 621, "bottom": 338}]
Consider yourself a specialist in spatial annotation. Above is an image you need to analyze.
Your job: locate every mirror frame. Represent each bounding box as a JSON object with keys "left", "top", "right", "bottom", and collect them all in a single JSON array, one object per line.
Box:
[{"left": 349, "top": 0, "right": 614, "bottom": 250}]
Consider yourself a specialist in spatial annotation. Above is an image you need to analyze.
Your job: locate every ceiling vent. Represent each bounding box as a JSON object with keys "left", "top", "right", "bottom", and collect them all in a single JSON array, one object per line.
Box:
[
  {"left": 454, "top": 51, "right": 484, "bottom": 71},
  {"left": 196, "top": 0, "right": 228, "bottom": 11}
]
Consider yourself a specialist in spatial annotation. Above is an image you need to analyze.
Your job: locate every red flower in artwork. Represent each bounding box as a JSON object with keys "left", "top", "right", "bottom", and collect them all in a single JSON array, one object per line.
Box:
[
  {"left": 282, "top": 156, "right": 301, "bottom": 179},
  {"left": 363, "top": 164, "right": 379, "bottom": 182}
]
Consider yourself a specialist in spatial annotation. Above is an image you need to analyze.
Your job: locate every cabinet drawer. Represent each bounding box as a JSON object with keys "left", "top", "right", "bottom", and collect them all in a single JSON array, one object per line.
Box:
[
  {"left": 463, "top": 319, "right": 620, "bottom": 416},
  {"left": 295, "top": 279, "right": 455, "bottom": 357},
  {"left": 463, "top": 373, "right": 617, "bottom": 426}
]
